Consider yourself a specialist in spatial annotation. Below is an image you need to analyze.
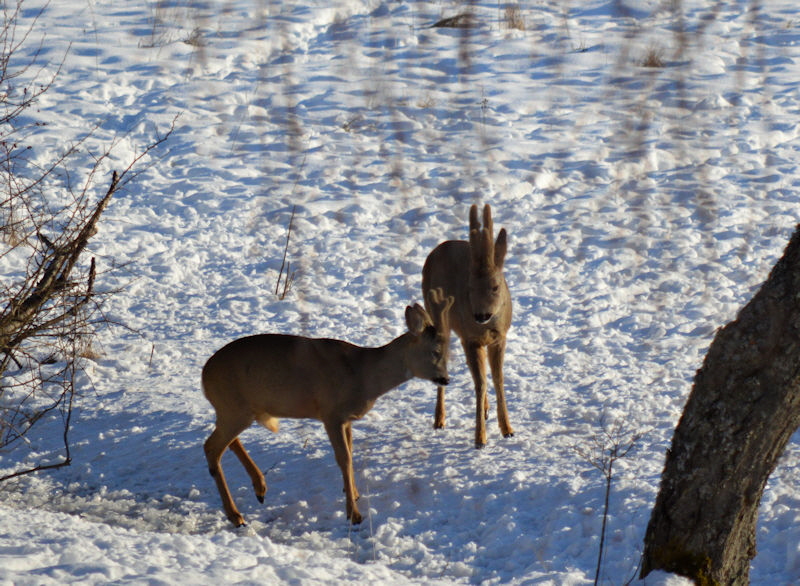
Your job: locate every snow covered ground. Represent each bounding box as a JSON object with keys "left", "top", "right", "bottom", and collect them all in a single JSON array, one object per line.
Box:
[{"left": 1, "top": 0, "right": 799, "bottom": 583}]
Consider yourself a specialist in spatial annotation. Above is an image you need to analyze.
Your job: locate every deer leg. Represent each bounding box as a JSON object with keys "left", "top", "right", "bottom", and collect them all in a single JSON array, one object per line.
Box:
[
  {"left": 344, "top": 422, "right": 359, "bottom": 501},
  {"left": 229, "top": 438, "right": 267, "bottom": 503},
  {"left": 433, "top": 326, "right": 452, "bottom": 430},
  {"left": 464, "top": 341, "right": 488, "bottom": 449},
  {"left": 324, "top": 419, "right": 362, "bottom": 524},
  {"left": 204, "top": 416, "right": 253, "bottom": 527},
  {"left": 434, "top": 384, "right": 446, "bottom": 429},
  {"left": 488, "top": 340, "right": 514, "bottom": 438}
]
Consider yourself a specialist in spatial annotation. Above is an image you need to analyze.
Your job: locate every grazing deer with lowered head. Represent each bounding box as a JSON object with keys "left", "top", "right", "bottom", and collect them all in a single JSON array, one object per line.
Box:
[
  {"left": 202, "top": 289, "right": 454, "bottom": 527},
  {"left": 422, "top": 204, "right": 513, "bottom": 449}
]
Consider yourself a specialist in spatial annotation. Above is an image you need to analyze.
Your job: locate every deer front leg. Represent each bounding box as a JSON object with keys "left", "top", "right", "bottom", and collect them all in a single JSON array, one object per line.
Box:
[
  {"left": 325, "top": 420, "right": 362, "bottom": 524},
  {"left": 433, "top": 324, "right": 452, "bottom": 430},
  {"left": 464, "top": 341, "right": 488, "bottom": 449},
  {"left": 434, "top": 385, "right": 446, "bottom": 429},
  {"left": 344, "top": 422, "right": 359, "bottom": 501},
  {"left": 488, "top": 340, "right": 514, "bottom": 438}
]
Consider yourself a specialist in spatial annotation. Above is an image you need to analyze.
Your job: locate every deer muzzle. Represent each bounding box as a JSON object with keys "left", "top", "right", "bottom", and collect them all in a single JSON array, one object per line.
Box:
[{"left": 474, "top": 313, "right": 493, "bottom": 324}]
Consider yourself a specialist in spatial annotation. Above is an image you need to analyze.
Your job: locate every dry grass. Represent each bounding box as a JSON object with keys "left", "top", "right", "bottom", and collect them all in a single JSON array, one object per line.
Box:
[
  {"left": 504, "top": 4, "right": 525, "bottom": 31},
  {"left": 417, "top": 94, "right": 437, "bottom": 108},
  {"left": 78, "top": 340, "right": 103, "bottom": 361},
  {"left": 641, "top": 47, "right": 665, "bottom": 68}
]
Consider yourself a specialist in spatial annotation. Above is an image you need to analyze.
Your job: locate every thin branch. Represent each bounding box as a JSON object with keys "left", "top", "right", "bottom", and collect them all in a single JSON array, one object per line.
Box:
[
  {"left": 572, "top": 420, "right": 646, "bottom": 586},
  {"left": 276, "top": 204, "right": 296, "bottom": 298}
]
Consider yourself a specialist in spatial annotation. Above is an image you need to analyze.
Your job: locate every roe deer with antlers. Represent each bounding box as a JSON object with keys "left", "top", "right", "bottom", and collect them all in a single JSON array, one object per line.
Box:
[
  {"left": 422, "top": 204, "right": 513, "bottom": 449},
  {"left": 202, "top": 289, "right": 454, "bottom": 527}
]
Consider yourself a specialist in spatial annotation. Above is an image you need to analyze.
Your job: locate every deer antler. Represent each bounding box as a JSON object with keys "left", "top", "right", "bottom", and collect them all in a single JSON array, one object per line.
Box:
[
  {"left": 482, "top": 204, "right": 494, "bottom": 240},
  {"left": 469, "top": 204, "right": 497, "bottom": 271},
  {"left": 426, "top": 287, "right": 454, "bottom": 332}
]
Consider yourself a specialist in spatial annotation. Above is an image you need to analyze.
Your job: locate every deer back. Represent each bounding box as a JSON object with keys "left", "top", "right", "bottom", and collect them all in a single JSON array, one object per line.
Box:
[{"left": 202, "top": 334, "right": 360, "bottom": 421}]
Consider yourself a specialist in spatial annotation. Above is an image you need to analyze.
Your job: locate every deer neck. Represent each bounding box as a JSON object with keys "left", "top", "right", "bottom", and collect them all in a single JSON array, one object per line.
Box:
[{"left": 360, "top": 333, "right": 414, "bottom": 403}]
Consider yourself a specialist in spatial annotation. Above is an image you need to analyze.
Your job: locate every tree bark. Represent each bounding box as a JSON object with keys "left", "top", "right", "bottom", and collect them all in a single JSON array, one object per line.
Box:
[{"left": 641, "top": 225, "right": 800, "bottom": 585}]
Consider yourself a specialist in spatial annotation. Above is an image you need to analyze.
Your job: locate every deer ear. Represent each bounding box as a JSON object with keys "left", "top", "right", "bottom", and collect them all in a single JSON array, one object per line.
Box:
[
  {"left": 405, "top": 304, "right": 428, "bottom": 335},
  {"left": 494, "top": 228, "right": 507, "bottom": 269}
]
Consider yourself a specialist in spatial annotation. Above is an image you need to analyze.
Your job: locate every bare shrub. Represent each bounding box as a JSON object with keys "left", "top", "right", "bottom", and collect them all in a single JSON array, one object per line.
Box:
[
  {"left": 0, "top": 1, "right": 175, "bottom": 481},
  {"left": 574, "top": 419, "right": 645, "bottom": 586}
]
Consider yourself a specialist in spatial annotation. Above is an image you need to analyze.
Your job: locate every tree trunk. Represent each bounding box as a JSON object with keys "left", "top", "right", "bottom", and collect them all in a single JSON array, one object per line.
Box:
[{"left": 641, "top": 225, "right": 800, "bottom": 585}]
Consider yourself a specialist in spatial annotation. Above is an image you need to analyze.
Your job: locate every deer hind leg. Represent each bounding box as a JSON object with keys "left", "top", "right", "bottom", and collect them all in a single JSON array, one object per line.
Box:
[
  {"left": 488, "top": 340, "right": 514, "bottom": 438},
  {"left": 204, "top": 413, "right": 254, "bottom": 527},
  {"left": 229, "top": 438, "right": 267, "bottom": 503},
  {"left": 344, "top": 422, "right": 359, "bottom": 501},
  {"left": 324, "top": 419, "right": 362, "bottom": 524},
  {"left": 464, "top": 341, "right": 488, "bottom": 449}
]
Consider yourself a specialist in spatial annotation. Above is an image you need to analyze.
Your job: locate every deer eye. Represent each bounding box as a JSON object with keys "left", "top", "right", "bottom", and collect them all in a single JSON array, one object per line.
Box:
[{"left": 492, "top": 285, "right": 500, "bottom": 292}]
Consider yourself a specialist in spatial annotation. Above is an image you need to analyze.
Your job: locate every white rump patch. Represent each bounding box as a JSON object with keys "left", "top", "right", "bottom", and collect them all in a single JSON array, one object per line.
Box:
[{"left": 255, "top": 413, "right": 279, "bottom": 433}]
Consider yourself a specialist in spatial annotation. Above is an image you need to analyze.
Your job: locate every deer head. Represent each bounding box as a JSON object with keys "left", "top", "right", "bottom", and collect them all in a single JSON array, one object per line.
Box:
[
  {"left": 467, "top": 204, "right": 508, "bottom": 325},
  {"left": 404, "top": 288, "right": 454, "bottom": 385}
]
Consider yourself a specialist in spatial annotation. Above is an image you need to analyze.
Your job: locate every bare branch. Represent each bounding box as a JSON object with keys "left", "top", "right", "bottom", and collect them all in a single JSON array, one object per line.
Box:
[{"left": 0, "top": 5, "right": 177, "bottom": 472}]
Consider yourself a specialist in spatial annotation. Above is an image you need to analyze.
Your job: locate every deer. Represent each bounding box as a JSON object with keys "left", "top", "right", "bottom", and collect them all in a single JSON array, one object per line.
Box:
[
  {"left": 202, "top": 288, "right": 454, "bottom": 527},
  {"left": 422, "top": 203, "right": 513, "bottom": 449}
]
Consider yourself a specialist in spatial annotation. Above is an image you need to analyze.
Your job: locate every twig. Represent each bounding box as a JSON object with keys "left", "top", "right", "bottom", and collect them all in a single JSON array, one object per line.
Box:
[
  {"left": 0, "top": 322, "right": 77, "bottom": 483},
  {"left": 573, "top": 421, "right": 645, "bottom": 586},
  {"left": 275, "top": 204, "right": 296, "bottom": 299}
]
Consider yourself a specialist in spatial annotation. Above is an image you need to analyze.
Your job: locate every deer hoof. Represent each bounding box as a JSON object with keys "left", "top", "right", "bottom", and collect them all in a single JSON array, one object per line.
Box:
[
  {"left": 474, "top": 442, "right": 486, "bottom": 450},
  {"left": 504, "top": 432, "right": 514, "bottom": 438},
  {"left": 257, "top": 495, "right": 265, "bottom": 503}
]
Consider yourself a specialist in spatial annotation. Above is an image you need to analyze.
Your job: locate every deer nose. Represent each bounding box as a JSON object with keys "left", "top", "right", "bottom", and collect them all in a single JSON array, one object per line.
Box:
[
  {"left": 433, "top": 376, "right": 450, "bottom": 386},
  {"left": 474, "top": 313, "right": 492, "bottom": 324}
]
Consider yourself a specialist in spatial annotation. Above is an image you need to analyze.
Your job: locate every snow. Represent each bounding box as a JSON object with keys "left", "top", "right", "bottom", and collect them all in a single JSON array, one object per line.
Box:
[{"left": 1, "top": 0, "right": 799, "bottom": 583}]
